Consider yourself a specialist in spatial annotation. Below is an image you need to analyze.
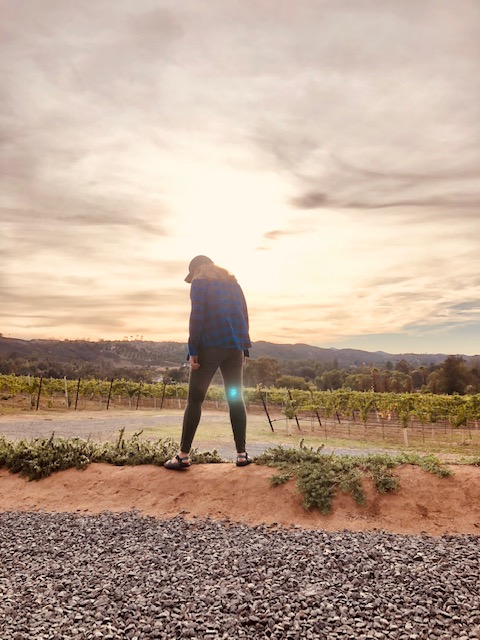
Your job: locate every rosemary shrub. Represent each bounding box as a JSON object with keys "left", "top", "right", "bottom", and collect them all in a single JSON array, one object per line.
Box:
[{"left": 255, "top": 442, "right": 452, "bottom": 514}]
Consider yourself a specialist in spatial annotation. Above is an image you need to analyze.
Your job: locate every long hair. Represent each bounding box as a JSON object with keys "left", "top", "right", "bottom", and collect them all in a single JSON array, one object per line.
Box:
[{"left": 193, "top": 262, "right": 237, "bottom": 282}]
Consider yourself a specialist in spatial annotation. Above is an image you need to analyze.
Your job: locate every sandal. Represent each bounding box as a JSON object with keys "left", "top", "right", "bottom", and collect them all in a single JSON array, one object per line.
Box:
[
  {"left": 236, "top": 453, "right": 253, "bottom": 467},
  {"left": 164, "top": 454, "right": 191, "bottom": 470}
]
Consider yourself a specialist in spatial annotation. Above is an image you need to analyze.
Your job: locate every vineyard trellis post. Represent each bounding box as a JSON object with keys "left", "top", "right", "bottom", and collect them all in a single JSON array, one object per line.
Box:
[
  {"left": 402, "top": 420, "right": 409, "bottom": 447},
  {"left": 74, "top": 378, "right": 81, "bottom": 410},
  {"left": 309, "top": 390, "right": 322, "bottom": 430},
  {"left": 175, "top": 383, "right": 181, "bottom": 409},
  {"left": 135, "top": 382, "right": 142, "bottom": 410},
  {"left": 160, "top": 382, "right": 166, "bottom": 410},
  {"left": 64, "top": 376, "right": 69, "bottom": 408},
  {"left": 287, "top": 390, "right": 301, "bottom": 430},
  {"left": 106, "top": 378, "right": 114, "bottom": 410},
  {"left": 35, "top": 377, "right": 43, "bottom": 411},
  {"left": 260, "top": 390, "right": 275, "bottom": 432}
]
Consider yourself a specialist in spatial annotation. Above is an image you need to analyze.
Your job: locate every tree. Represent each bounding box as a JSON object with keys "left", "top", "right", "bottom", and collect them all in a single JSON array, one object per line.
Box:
[
  {"left": 343, "top": 373, "right": 372, "bottom": 391},
  {"left": 411, "top": 369, "right": 425, "bottom": 390},
  {"left": 439, "top": 356, "right": 469, "bottom": 395},
  {"left": 427, "top": 371, "right": 441, "bottom": 394},
  {"left": 316, "top": 369, "right": 345, "bottom": 391},
  {"left": 243, "top": 357, "right": 280, "bottom": 387},
  {"left": 297, "top": 366, "right": 316, "bottom": 381},
  {"left": 274, "top": 375, "right": 310, "bottom": 390},
  {"left": 389, "top": 371, "right": 412, "bottom": 393},
  {"left": 395, "top": 359, "right": 410, "bottom": 374},
  {"left": 165, "top": 366, "right": 189, "bottom": 383}
]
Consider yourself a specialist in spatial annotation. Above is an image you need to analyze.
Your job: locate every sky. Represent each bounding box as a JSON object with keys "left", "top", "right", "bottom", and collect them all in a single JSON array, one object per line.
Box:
[{"left": 1, "top": 0, "right": 480, "bottom": 356}]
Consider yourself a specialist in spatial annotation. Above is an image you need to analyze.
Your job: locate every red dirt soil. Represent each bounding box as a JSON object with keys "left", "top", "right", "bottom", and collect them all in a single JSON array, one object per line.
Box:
[{"left": 1, "top": 463, "right": 479, "bottom": 536}]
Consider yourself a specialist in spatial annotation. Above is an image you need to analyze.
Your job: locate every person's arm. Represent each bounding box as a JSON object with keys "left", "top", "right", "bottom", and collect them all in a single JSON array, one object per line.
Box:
[
  {"left": 187, "top": 280, "right": 206, "bottom": 359},
  {"left": 238, "top": 285, "right": 250, "bottom": 358},
  {"left": 241, "top": 289, "right": 249, "bottom": 328}
]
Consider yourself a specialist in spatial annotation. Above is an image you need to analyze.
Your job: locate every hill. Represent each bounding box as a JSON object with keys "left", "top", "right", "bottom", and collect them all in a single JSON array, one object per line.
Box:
[
  {"left": 0, "top": 335, "right": 476, "bottom": 374},
  {"left": 250, "top": 341, "right": 457, "bottom": 368}
]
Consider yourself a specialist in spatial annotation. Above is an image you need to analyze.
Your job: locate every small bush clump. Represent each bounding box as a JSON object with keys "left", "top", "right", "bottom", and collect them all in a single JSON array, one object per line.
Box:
[
  {"left": 269, "top": 472, "right": 292, "bottom": 486},
  {"left": 255, "top": 442, "right": 452, "bottom": 514},
  {"left": 0, "top": 433, "right": 97, "bottom": 480},
  {"left": 0, "top": 429, "right": 222, "bottom": 481}
]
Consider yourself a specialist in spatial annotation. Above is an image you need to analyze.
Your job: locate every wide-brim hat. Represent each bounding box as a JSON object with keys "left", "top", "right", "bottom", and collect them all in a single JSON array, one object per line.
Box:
[{"left": 185, "top": 255, "right": 213, "bottom": 282}]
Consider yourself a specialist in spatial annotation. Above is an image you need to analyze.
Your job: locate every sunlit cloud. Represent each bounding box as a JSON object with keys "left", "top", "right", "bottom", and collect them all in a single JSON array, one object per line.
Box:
[{"left": 1, "top": 0, "right": 479, "bottom": 354}]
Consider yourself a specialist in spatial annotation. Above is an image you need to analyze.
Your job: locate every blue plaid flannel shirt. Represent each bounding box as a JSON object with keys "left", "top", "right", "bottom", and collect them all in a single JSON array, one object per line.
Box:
[{"left": 187, "top": 278, "right": 251, "bottom": 358}]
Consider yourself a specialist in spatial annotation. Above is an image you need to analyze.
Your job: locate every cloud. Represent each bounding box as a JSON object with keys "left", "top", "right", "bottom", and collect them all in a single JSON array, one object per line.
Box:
[
  {"left": 449, "top": 301, "right": 480, "bottom": 312},
  {"left": 364, "top": 276, "right": 413, "bottom": 288},
  {"left": 0, "top": 1, "right": 177, "bottom": 273},
  {"left": 263, "top": 228, "right": 310, "bottom": 240},
  {"left": 1, "top": 0, "right": 479, "bottom": 352},
  {"left": 333, "top": 158, "right": 480, "bottom": 184},
  {"left": 262, "top": 218, "right": 318, "bottom": 241},
  {"left": 290, "top": 191, "right": 480, "bottom": 213},
  {"left": 1, "top": 208, "right": 167, "bottom": 267},
  {"left": 0, "top": 285, "right": 188, "bottom": 337},
  {"left": 287, "top": 152, "right": 480, "bottom": 223},
  {"left": 289, "top": 192, "right": 328, "bottom": 210},
  {"left": 233, "top": 3, "right": 480, "bottom": 227}
]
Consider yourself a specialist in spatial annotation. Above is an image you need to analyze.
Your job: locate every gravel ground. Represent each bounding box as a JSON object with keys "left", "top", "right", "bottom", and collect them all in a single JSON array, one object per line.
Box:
[
  {"left": 1, "top": 414, "right": 477, "bottom": 639},
  {"left": 0, "top": 511, "right": 479, "bottom": 640},
  {"left": 0, "top": 412, "right": 190, "bottom": 441}
]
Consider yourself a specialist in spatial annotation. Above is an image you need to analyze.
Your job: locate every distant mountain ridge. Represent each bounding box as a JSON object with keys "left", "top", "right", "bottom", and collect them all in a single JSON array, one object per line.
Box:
[
  {"left": 250, "top": 341, "right": 474, "bottom": 368},
  {"left": 0, "top": 336, "right": 477, "bottom": 371}
]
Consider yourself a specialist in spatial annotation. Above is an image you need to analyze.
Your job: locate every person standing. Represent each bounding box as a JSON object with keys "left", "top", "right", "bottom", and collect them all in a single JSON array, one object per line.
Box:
[{"left": 164, "top": 255, "right": 253, "bottom": 470}]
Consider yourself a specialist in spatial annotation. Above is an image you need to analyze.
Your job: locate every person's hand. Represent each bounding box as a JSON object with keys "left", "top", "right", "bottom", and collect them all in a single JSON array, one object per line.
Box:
[{"left": 189, "top": 355, "right": 200, "bottom": 370}]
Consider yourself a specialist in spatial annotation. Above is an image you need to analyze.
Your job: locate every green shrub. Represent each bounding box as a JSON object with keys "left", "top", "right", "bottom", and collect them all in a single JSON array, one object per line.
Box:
[
  {"left": 255, "top": 443, "right": 452, "bottom": 514},
  {"left": 0, "top": 433, "right": 96, "bottom": 480},
  {"left": 189, "top": 448, "right": 224, "bottom": 464},
  {"left": 270, "top": 472, "right": 292, "bottom": 486},
  {"left": 95, "top": 429, "right": 179, "bottom": 467},
  {"left": 0, "top": 430, "right": 222, "bottom": 480}
]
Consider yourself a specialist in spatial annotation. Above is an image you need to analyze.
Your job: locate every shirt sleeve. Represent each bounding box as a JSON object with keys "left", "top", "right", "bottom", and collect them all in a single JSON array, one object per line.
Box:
[
  {"left": 238, "top": 284, "right": 250, "bottom": 357},
  {"left": 239, "top": 285, "right": 249, "bottom": 332},
  {"left": 187, "top": 280, "right": 207, "bottom": 357}
]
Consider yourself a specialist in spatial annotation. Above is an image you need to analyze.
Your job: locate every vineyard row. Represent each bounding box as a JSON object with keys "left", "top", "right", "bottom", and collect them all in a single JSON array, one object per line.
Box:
[{"left": 1, "top": 374, "right": 480, "bottom": 428}]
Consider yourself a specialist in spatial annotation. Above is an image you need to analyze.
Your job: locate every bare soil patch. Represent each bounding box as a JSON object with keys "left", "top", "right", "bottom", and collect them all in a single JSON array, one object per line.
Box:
[{"left": 1, "top": 462, "right": 479, "bottom": 536}]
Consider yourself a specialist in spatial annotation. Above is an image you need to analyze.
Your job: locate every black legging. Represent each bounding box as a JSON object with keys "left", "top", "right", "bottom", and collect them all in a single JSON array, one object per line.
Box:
[{"left": 180, "top": 347, "right": 246, "bottom": 453}]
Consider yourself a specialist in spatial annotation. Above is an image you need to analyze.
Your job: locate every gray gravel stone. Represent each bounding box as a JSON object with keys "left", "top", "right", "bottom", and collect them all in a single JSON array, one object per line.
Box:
[{"left": 0, "top": 512, "right": 478, "bottom": 639}]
